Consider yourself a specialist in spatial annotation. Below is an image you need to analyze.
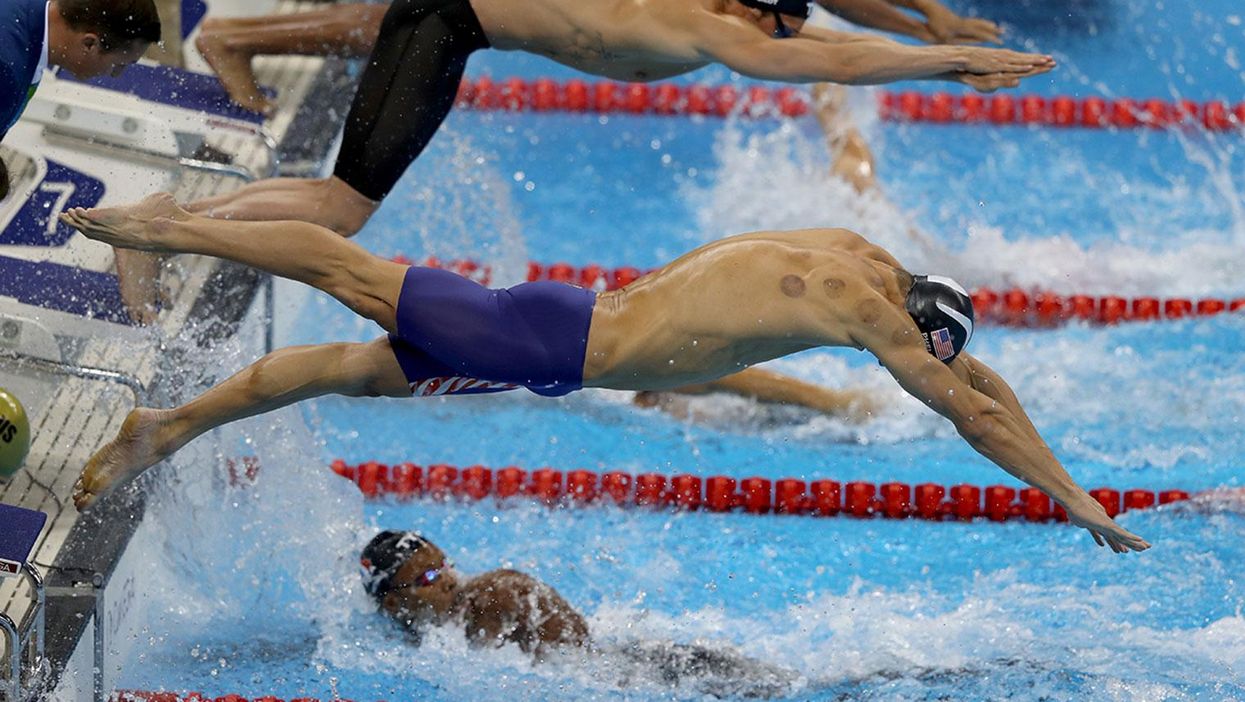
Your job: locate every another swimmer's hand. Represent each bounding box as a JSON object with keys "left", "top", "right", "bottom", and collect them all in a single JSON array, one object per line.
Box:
[
  {"left": 925, "top": 9, "right": 1003, "bottom": 45},
  {"left": 1062, "top": 493, "right": 1152, "bottom": 554}
]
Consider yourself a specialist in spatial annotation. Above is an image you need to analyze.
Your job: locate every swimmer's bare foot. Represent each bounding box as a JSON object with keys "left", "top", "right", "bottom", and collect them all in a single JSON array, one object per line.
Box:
[
  {"left": 60, "top": 193, "right": 190, "bottom": 252},
  {"left": 195, "top": 25, "right": 276, "bottom": 116},
  {"left": 830, "top": 130, "right": 876, "bottom": 194},
  {"left": 76, "top": 408, "right": 178, "bottom": 510},
  {"left": 114, "top": 248, "right": 168, "bottom": 325}
]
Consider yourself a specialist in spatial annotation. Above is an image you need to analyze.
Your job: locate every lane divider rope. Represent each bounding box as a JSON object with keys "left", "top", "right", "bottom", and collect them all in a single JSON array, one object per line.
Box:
[
  {"left": 115, "top": 692, "right": 353, "bottom": 702},
  {"left": 880, "top": 90, "right": 1245, "bottom": 131},
  {"left": 452, "top": 76, "right": 1245, "bottom": 133},
  {"left": 395, "top": 255, "right": 1245, "bottom": 327},
  {"left": 328, "top": 460, "right": 1190, "bottom": 524}
]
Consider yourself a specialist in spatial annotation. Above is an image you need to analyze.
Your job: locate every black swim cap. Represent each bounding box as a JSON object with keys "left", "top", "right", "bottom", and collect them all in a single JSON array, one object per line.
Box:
[
  {"left": 904, "top": 275, "right": 974, "bottom": 363},
  {"left": 736, "top": 0, "right": 813, "bottom": 18},
  {"left": 360, "top": 530, "right": 428, "bottom": 599}
]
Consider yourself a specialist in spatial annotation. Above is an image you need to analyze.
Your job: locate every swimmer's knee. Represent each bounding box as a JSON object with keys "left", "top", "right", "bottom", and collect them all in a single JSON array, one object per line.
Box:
[
  {"left": 352, "top": 338, "right": 409, "bottom": 398},
  {"left": 321, "top": 177, "right": 380, "bottom": 237}
]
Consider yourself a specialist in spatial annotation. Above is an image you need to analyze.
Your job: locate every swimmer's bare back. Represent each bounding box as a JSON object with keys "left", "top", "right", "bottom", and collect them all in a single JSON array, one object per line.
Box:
[
  {"left": 584, "top": 227, "right": 900, "bottom": 391},
  {"left": 456, "top": 569, "right": 589, "bottom": 656}
]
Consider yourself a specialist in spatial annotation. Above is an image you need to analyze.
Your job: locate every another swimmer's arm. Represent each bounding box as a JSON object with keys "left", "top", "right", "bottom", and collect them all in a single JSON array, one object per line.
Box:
[
  {"left": 814, "top": 0, "right": 933, "bottom": 42},
  {"left": 693, "top": 367, "right": 877, "bottom": 420},
  {"left": 692, "top": 16, "right": 1049, "bottom": 86},
  {"left": 888, "top": 0, "right": 1004, "bottom": 44},
  {"left": 795, "top": 24, "right": 896, "bottom": 44},
  {"left": 692, "top": 18, "right": 972, "bottom": 84}
]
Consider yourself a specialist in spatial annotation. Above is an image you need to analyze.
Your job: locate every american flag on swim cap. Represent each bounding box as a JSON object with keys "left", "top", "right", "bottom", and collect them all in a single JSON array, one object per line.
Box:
[{"left": 931, "top": 328, "right": 955, "bottom": 361}]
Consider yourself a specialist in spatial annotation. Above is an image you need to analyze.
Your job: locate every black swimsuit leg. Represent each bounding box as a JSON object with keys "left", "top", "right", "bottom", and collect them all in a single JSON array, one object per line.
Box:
[{"left": 334, "top": 0, "right": 487, "bottom": 202}]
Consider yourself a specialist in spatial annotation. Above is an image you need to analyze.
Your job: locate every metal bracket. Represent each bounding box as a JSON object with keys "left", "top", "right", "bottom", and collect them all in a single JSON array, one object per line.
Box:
[
  {"left": 0, "top": 563, "right": 49, "bottom": 702},
  {"left": 0, "top": 351, "right": 145, "bottom": 402}
]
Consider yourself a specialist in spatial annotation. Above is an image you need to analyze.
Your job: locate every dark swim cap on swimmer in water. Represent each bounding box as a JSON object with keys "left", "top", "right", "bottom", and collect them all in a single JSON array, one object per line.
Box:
[
  {"left": 360, "top": 530, "right": 429, "bottom": 598},
  {"left": 905, "top": 275, "right": 975, "bottom": 363}
]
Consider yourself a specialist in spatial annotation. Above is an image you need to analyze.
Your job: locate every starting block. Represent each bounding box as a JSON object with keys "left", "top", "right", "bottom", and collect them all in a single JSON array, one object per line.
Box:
[{"left": 0, "top": 502, "right": 48, "bottom": 702}]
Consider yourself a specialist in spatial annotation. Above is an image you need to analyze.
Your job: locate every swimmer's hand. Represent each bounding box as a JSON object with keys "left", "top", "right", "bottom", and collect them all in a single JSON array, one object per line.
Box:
[
  {"left": 923, "top": 9, "right": 1003, "bottom": 46},
  {"left": 1062, "top": 493, "right": 1151, "bottom": 553},
  {"left": 948, "top": 65, "right": 1052, "bottom": 93},
  {"left": 960, "top": 47, "right": 1055, "bottom": 76}
]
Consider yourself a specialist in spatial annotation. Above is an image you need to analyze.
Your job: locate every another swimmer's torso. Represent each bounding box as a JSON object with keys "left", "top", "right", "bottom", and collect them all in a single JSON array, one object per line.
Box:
[
  {"left": 468, "top": 0, "right": 716, "bottom": 81},
  {"left": 584, "top": 229, "right": 908, "bottom": 390},
  {"left": 456, "top": 570, "right": 589, "bottom": 654}
]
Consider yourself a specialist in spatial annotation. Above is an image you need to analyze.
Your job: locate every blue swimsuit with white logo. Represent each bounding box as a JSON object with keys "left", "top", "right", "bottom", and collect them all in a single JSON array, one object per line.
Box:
[{"left": 0, "top": 0, "right": 47, "bottom": 137}]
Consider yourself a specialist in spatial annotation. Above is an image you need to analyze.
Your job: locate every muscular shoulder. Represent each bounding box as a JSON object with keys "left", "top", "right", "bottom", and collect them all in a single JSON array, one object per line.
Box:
[{"left": 460, "top": 569, "right": 537, "bottom": 605}]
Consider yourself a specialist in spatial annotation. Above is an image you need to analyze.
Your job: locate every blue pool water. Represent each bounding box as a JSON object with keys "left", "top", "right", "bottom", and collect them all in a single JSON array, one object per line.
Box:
[{"left": 117, "top": 0, "right": 1244, "bottom": 699}]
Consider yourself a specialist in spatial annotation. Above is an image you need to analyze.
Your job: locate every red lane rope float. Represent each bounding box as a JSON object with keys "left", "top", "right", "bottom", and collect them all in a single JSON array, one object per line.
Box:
[
  {"left": 394, "top": 255, "right": 1245, "bottom": 328},
  {"left": 115, "top": 693, "right": 356, "bottom": 702},
  {"left": 879, "top": 90, "right": 1245, "bottom": 132},
  {"left": 456, "top": 76, "right": 811, "bottom": 119},
  {"left": 330, "top": 460, "right": 1190, "bottom": 524},
  {"left": 450, "top": 76, "right": 1245, "bottom": 133}
]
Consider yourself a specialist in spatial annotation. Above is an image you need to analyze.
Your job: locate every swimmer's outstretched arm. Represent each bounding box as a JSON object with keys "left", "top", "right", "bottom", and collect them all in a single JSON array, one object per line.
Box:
[
  {"left": 74, "top": 338, "right": 410, "bottom": 510},
  {"left": 688, "top": 12, "right": 1051, "bottom": 87},
  {"left": 845, "top": 298, "right": 1150, "bottom": 553},
  {"left": 815, "top": 0, "right": 934, "bottom": 41},
  {"left": 637, "top": 367, "right": 877, "bottom": 422},
  {"left": 816, "top": 0, "right": 1003, "bottom": 45}
]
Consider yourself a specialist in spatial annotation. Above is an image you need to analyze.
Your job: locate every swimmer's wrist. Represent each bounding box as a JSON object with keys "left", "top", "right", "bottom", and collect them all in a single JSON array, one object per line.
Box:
[
  {"left": 1048, "top": 483, "right": 1091, "bottom": 509},
  {"left": 941, "top": 46, "right": 970, "bottom": 71}
]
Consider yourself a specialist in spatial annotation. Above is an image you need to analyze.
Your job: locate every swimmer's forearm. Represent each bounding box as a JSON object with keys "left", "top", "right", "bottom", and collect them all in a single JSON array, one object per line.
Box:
[
  {"left": 958, "top": 408, "right": 1085, "bottom": 505},
  {"left": 815, "top": 0, "right": 929, "bottom": 40},
  {"left": 742, "top": 40, "right": 968, "bottom": 84},
  {"left": 888, "top": 0, "right": 947, "bottom": 17}
]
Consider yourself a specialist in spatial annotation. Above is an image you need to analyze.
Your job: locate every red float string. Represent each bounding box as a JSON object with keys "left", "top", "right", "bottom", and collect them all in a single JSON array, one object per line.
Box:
[
  {"left": 329, "top": 460, "right": 1189, "bottom": 525},
  {"left": 452, "top": 76, "right": 1245, "bottom": 133},
  {"left": 879, "top": 90, "right": 1245, "bottom": 131},
  {"left": 116, "top": 693, "right": 355, "bottom": 702},
  {"left": 396, "top": 255, "right": 1245, "bottom": 328}
]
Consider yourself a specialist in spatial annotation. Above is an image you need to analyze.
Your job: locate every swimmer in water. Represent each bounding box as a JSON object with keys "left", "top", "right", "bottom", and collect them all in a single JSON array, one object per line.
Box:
[
  {"left": 61, "top": 194, "right": 1148, "bottom": 554},
  {"left": 114, "top": 0, "right": 1054, "bottom": 322},
  {"left": 359, "top": 530, "right": 798, "bottom": 697}
]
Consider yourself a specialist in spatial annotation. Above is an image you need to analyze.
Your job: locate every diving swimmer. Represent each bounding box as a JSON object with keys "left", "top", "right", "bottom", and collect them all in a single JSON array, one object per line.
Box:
[
  {"left": 187, "top": 0, "right": 1052, "bottom": 235},
  {"left": 62, "top": 195, "right": 1147, "bottom": 555},
  {"left": 112, "top": 0, "right": 1054, "bottom": 322},
  {"left": 193, "top": 0, "right": 1004, "bottom": 117}
]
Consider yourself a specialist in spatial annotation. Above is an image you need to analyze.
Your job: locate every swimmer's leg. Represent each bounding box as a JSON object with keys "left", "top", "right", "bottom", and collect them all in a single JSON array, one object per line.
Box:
[
  {"left": 186, "top": 176, "right": 378, "bottom": 237},
  {"left": 61, "top": 193, "right": 405, "bottom": 332},
  {"left": 812, "top": 84, "right": 876, "bottom": 193},
  {"left": 638, "top": 367, "right": 877, "bottom": 422},
  {"left": 196, "top": 4, "right": 386, "bottom": 114},
  {"left": 75, "top": 337, "right": 409, "bottom": 509}
]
